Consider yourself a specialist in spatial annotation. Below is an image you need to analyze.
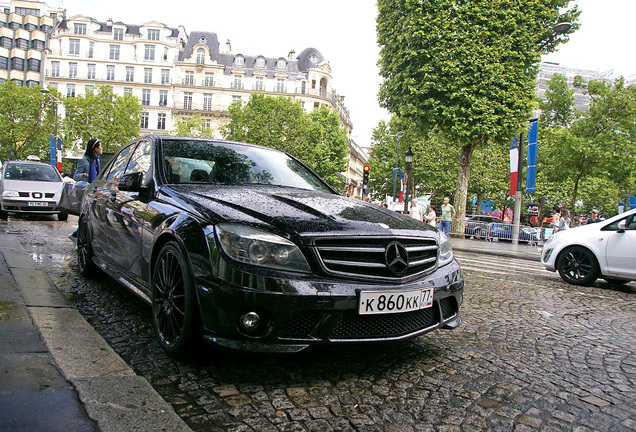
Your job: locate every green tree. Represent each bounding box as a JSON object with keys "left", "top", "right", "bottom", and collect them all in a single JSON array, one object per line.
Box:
[
  {"left": 376, "top": 0, "right": 579, "bottom": 225},
  {"left": 222, "top": 93, "right": 347, "bottom": 189},
  {"left": 63, "top": 85, "right": 141, "bottom": 153},
  {"left": 0, "top": 82, "right": 56, "bottom": 161},
  {"left": 539, "top": 73, "right": 577, "bottom": 128},
  {"left": 171, "top": 113, "right": 216, "bottom": 137}
]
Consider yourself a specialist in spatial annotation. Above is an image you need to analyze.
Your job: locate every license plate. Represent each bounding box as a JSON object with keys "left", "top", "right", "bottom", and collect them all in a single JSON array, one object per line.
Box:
[
  {"left": 358, "top": 287, "right": 433, "bottom": 315},
  {"left": 27, "top": 201, "right": 48, "bottom": 207}
]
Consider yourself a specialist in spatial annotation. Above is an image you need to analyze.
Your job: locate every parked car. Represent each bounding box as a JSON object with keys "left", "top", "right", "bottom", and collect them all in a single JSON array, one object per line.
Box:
[
  {"left": 465, "top": 215, "right": 503, "bottom": 238},
  {"left": 77, "top": 136, "right": 464, "bottom": 356},
  {"left": 541, "top": 208, "right": 636, "bottom": 286},
  {"left": 1, "top": 160, "right": 67, "bottom": 221},
  {"left": 486, "top": 223, "right": 540, "bottom": 245}
]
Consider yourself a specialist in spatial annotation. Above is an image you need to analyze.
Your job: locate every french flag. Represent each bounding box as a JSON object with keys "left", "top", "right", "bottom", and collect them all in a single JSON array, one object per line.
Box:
[{"left": 510, "top": 137, "right": 518, "bottom": 196}]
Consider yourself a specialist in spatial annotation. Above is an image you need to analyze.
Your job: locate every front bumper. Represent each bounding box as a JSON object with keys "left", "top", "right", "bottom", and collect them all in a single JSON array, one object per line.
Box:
[
  {"left": 195, "top": 259, "right": 464, "bottom": 353},
  {"left": 1, "top": 199, "right": 62, "bottom": 215}
]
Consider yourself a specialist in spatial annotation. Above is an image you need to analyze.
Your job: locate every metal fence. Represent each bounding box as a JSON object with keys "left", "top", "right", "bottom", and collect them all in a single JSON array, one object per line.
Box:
[{"left": 436, "top": 217, "right": 547, "bottom": 246}]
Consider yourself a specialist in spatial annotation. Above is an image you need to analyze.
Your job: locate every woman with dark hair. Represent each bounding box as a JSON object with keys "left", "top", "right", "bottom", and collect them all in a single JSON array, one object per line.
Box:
[{"left": 73, "top": 138, "right": 102, "bottom": 182}]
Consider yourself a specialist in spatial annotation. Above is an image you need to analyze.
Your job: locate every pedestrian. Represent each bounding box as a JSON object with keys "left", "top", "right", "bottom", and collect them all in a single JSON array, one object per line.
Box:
[
  {"left": 554, "top": 208, "right": 570, "bottom": 232},
  {"left": 58, "top": 169, "right": 75, "bottom": 184},
  {"left": 438, "top": 197, "right": 455, "bottom": 236},
  {"left": 587, "top": 209, "right": 601, "bottom": 224},
  {"left": 409, "top": 198, "right": 423, "bottom": 221},
  {"left": 74, "top": 138, "right": 102, "bottom": 183},
  {"left": 425, "top": 204, "right": 437, "bottom": 227}
]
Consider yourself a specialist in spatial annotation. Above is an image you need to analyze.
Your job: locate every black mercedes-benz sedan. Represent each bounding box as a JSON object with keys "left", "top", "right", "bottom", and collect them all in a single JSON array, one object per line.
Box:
[{"left": 77, "top": 136, "right": 464, "bottom": 356}]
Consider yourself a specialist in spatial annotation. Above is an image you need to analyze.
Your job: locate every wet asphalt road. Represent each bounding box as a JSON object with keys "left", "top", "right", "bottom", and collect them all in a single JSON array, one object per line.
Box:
[{"left": 2, "top": 215, "right": 635, "bottom": 432}]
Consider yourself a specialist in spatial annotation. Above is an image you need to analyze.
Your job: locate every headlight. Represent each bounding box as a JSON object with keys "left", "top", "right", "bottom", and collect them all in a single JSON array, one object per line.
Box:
[
  {"left": 2, "top": 190, "right": 19, "bottom": 197},
  {"left": 438, "top": 232, "right": 454, "bottom": 267},
  {"left": 214, "top": 223, "right": 311, "bottom": 273}
]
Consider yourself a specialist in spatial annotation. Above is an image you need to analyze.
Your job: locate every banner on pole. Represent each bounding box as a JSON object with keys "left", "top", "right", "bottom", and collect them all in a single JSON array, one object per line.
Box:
[
  {"left": 509, "top": 137, "right": 518, "bottom": 196},
  {"left": 526, "top": 120, "right": 538, "bottom": 193}
]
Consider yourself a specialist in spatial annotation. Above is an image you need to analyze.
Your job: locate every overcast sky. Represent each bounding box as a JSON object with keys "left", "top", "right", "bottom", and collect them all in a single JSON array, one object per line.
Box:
[{"left": 54, "top": 0, "right": 636, "bottom": 147}]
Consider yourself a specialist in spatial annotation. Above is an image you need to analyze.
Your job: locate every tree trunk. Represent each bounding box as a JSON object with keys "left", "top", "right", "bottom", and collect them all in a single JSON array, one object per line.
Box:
[{"left": 452, "top": 143, "right": 477, "bottom": 236}]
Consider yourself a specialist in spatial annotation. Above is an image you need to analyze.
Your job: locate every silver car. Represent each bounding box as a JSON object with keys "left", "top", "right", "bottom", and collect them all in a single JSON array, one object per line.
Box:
[{"left": 0, "top": 160, "right": 68, "bottom": 221}]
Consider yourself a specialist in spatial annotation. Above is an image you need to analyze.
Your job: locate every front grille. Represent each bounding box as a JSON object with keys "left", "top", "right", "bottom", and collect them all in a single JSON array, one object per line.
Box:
[
  {"left": 18, "top": 192, "right": 29, "bottom": 197},
  {"left": 331, "top": 307, "right": 438, "bottom": 339},
  {"left": 45, "top": 193, "right": 55, "bottom": 198},
  {"left": 314, "top": 237, "right": 438, "bottom": 280},
  {"left": 440, "top": 296, "right": 457, "bottom": 320}
]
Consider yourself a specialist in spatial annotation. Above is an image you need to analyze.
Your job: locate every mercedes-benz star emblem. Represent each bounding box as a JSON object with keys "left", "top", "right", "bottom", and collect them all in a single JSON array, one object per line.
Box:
[{"left": 385, "top": 241, "right": 409, "bottom": 276}]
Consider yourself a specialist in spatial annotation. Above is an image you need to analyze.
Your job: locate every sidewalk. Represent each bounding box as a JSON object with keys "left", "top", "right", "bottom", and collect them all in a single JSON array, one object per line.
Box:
[{"left": 0, "top": 233, "right": 191, "bottom": 432}]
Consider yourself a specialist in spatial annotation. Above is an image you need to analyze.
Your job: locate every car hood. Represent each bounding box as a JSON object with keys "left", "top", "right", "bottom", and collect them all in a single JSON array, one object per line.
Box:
[
  {"left": 1, "top": 178, "right": 64, "bottom": 196},
  {"left": 163, "top": 185, "right": 437, "bottom": 239}
]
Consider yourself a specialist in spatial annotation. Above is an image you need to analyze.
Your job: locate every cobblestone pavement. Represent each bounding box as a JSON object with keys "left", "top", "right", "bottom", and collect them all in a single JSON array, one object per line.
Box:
[{"left": 2, "top": 216, "right": 635, "bottom": 432}]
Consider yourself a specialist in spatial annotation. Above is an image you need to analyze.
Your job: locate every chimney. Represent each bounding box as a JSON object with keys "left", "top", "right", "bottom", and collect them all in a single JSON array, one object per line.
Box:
[
  {"left": 288, "top": 49, "right": 296, "bottom": 60},
  {"left": 226, "top": 39, "right": 232, "bottom": 53},
  {"left": 107, "top": 18, "right": 113, "bottom": 26}
]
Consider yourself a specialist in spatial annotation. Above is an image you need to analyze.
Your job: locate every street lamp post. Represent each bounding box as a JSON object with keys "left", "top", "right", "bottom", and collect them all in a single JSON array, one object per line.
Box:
[
  {"left": 404, "top": 147, "right": 414, "bottom": 214},
  {"left": 389, "top": 132, "right": 405, "bottom": 211},
  {"left": 40, "top": 88, "right": 61, "bottom": 168}
]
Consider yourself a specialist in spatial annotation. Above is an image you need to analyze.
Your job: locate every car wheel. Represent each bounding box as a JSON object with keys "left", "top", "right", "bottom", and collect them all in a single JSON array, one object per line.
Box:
[
  {"left": 556, "top": 246, "right": 599, "bottom": 286},
  {"left": 58, "top": 212, "right": 68, "bottom": 221},
  {"left": 0, "top": 210, "right": 7, "bottom": 220},
  {"left": 77, "top": 218, "right": 96, "bottom": 276},
  {"left": 152, "top": 241, "right": 198, "bottom": 357},
  {"left": 474, "top": 229, "right": 483, "bottom": 240}
]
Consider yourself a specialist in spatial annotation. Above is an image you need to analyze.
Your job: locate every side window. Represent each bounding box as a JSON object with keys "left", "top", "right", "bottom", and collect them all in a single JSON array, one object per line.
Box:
[
  {"left": 104, "top": 144, "right": 135, "bottom": 181},
  {"left": 125, "top": 141, "right": 152, "bottom": 181}
]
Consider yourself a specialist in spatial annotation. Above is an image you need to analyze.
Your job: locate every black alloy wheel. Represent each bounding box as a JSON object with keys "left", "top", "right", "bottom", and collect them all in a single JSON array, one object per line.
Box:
[
  {"left": 152, "top": 241, "right": 198, "bottom": 357},
  {"left": 556, "top": 246, "right": 599, "bottom": 286},
  {"left": 77, "top": 218, "right": 95, "bottom": 276}
]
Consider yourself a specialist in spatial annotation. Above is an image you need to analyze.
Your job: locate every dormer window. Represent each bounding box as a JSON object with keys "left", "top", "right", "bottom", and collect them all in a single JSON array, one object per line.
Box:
[
  {"left": 113, "top": 28, "right": 124, "bottom": 40},
  {"left": 196, "top": 48, "right": 205, "bottom": 64},
  {"left": 234, "top": 55, "right": 244, "bottom": 67},
  {"left": 276, "top": 58, "right": 287, "bottom": 70},
  {"left": 74, "top": 23, "right": 86, "bottom": 35},
  {"left": 255, "top": 56, "right": 265, "bottom": 68},
  {"left": 147, "top": 29, "right": 160, "bottom": 41}
]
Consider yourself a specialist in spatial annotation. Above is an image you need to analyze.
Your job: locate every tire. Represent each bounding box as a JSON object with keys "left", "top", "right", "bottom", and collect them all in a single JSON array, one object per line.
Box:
[
  {"left": 556, "top": 246, "right": 599, "bottom": 286},
  {"left": 151, "top": 241, "right": 198, "bottom": 357},
  {"left": 0, "top": 210, "right": 8, "bottom": 220},
  {"left": 77, "top": 218, "right": 96, "bottom": 276},
  {"left": 58, "top": 212, "right": 68, "bottom": 221}
]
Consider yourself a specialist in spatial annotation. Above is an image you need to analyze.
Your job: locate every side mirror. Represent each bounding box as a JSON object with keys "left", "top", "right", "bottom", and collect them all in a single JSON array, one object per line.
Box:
[
  {"left": 118, "top": 171, "right": 144, "bottom": 192},
  {"left": 617, "top": 220, "right": 627, "bottom": 233}
]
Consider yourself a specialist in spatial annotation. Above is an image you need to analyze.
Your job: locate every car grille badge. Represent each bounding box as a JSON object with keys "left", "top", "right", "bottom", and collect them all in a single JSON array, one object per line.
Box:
[{"left": 385, "top": 241, "right": 409, "bottom": 276}]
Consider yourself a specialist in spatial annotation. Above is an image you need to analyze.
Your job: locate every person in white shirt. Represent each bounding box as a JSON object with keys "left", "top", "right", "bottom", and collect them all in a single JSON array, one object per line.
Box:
[{"left": 409, "top": 199, "right": 423, "bottom": 221}]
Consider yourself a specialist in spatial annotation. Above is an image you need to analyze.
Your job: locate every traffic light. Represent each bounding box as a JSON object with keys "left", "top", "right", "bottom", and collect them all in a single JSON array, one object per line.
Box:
[{"left": 363, "top": 165, "right": 370, "bottom": 187}]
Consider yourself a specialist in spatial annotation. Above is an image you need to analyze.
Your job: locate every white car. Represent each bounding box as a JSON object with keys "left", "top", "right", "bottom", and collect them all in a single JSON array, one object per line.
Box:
[
  {"left": 0, "top": 160, "right": 68, "bottom": 221},
  {"left": 541, "top": 208, "right": 636, "bottom": 286}
]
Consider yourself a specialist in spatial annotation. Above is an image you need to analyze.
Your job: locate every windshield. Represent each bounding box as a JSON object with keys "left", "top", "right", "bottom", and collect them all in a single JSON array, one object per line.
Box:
[
  {"left": 161, "top": 139, "right": 333, "bottom": 193},
  {"left": 3, "top": 163, "right": 61, "bottom": 182}
]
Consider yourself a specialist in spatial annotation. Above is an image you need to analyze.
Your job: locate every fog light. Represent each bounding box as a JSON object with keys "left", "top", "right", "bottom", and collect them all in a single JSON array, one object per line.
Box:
[{"left": 240, "top": 311, "right": 261, "bottom": 331}]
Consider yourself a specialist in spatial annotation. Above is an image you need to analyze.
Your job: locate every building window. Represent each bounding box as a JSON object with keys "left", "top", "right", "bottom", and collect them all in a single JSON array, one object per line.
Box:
[
  {"left": 31, "top": 39, "right": 45, "bottom": 50},
  {"left": 10, "top": 57, "right": 24, "bottom": 71},
  {"left": 126, "top": 66, "right": 134, "bottom": 82},
  {"left": 123, "top": 87, "right": 132, "bottom": 95},
  {"left": 203, "top": 94, "right": 213, "bottom": 111},
  {"left": 26, "top": 58, "right": 39, "bottom": 72},
  {"left": 0, "top": 37, "right": 11, "bottom": 48},
  {"left": 142, "top": 89, "right": 150, "bottom": 106},
  {"left": 159, "top": 90, "right": 168, "bottom": 106},
  {"left": 144, "top": 44, "right": 155, "bottom": 60},
  {"left": 109, "top": 44, "right": 120, "bottom": 60},
  {"left": 113, "top": 28, "right": 124, "bottom": 40},
  {"left": 196, "top": 48, "right": 205, "bottom": 64},
  {"left": 74, "top": 23, "right": 86, "bottom": 35},
  {"left": 85, "top": 85, "right": 94, "bottom": 93},
  {"left": 163, "top": 47, "right": 168, "bottom": 61},
  {"left": 48, "top": 82, "right": 58, "bottom": 90},
  {"left": 234, "top": 55, "right": 244, "bottom": 67},
  {"left": 204, "top": 73, "right": 214, "bottom": 87},
  {"left": 15, "top": 7, "right": 40, "bottom": 16},
  {"left": 88, "top": 42, "right": 94, "bottom": 58},
  {"left": 184, "top": 71, "right": 194, "bottom": 85},
  {"left": 87, "top": 64, "right": 96, "bottom": 79},
  {"left": 69, "top": 62, "right": 77, "bottom": 78},
  {"left": 147, "top": 29, "right": 160, "bottom": 40},
  {"left": 232, "top": 95, "right": 241, "bottom": 103},
  {"left": 256, "top": 56, "right": 265, "bottom": 68},
  {"left": 50, "top": 61, "right": 60, "bottom": 77},
  {"left": 183, "top": 92, "right": 192, "bottom": 110},
  {"left": 255, "top": 76, "right": 264, "bottom": 91},
  {"left": 276, "top": 78, "right": 285, "bottom": 93},
  {"left": 140, "top": 112, "right": 149, "bottom": 129},
  {"left": 161, "top": 69, "right": 170, "bottom": 84},
  {"left": 15, "top": 38, "right": 28, "bottom": 50},
  {"left": 144, "top": 68, "right": 152, "bottom": 83},
  {"left": 233, "top": 75, "right": 242, "bottom": 90},
  {"left": 69, "top": 39, "right": 80, "bottom": 55},
  {"left": 0, "top": 56, "right": 8, "bottom": 69},
  {"left": 106, "top": 65, "right": 115, "bottom": 81},
  {"left": 276, "top": 58, "right": 286, "bottom": 70},
  {"left": 157, "top": 113, "right": 166, "bottom": 130},
  {"left": 301, "top": 81, "right": 306, "bottom": 94},
  {"left": 67, "top": 84, "right": 75, "bottom": 97},
  {"left": 204, "top": 119, "right": 211, "bottom": 129}
]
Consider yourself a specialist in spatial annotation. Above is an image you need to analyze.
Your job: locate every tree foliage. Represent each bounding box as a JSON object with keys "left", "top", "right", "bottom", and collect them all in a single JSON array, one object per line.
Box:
[
  {"left": 0, "top": 82, "right": 57, "bottom": 161},
  {"left": 221, "top": 93, "right": 347, "bottom": 189},
  {"left": 62, "top": 85, "right": 142, "bottom": 153},
  {"left": 171, "top": 113, "right": 216, "bottom": 138},
  {"left": 376, "top": 0, "right": 579, "bottom": 223}
]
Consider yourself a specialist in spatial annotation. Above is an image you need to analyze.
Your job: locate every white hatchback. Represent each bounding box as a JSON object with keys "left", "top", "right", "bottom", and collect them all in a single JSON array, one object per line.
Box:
[{"left": 541, "top": 208, "right": 636, "bottom": 285}]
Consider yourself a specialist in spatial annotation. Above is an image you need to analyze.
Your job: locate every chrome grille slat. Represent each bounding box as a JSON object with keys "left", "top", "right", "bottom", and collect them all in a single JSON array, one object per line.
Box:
[{"left": 313, "top": 236, "right": 438, "bottom": 280}]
